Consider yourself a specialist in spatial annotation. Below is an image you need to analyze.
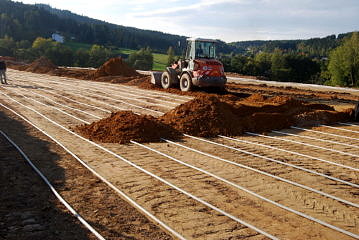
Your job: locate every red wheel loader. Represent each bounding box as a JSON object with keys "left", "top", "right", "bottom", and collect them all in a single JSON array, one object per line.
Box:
[{"left": 151, "top": 38, "right": 227, "bottom": 91}]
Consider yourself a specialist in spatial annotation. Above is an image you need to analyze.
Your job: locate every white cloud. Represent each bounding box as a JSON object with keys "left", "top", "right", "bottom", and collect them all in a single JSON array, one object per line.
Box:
[
  {"left": 132, "top": 0, "right": 245, "bottom": 17},
  {"left": 16, "top": 0, "right": 359, "bottom": 42}
]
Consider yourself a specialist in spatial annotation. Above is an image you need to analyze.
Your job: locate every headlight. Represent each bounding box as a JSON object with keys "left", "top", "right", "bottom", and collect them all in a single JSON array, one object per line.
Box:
[{"left": 203, "top": 66, "right": 208, "bottom": 71}]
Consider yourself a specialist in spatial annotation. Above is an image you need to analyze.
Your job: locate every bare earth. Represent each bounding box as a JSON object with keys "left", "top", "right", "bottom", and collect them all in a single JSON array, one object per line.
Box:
[{"left": 0, "top": 69, "right": 358, "bottom": 240}]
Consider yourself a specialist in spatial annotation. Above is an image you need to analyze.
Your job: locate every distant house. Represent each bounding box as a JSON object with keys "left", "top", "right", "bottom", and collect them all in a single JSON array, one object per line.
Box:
[{"left": 52, "top": 33, "right": 64, "bottom": 43}]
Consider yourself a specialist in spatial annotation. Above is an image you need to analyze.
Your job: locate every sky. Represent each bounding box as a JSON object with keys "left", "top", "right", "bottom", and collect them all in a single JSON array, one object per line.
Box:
[{"left": 19, "top": 0, "right": 359, "bottom": 42}]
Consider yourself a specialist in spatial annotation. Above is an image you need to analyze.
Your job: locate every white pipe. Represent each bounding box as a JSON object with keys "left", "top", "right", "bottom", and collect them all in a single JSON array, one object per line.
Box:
[
  {"left": 339, "top": 122, "right": 359, "bottom": 127},
  {"left": 12, "top": 76, "right": 164, "bottom": 115},
  {"left": 0, "top": 102, "right": 186, "bottom": 240},
  {"left": 82, "top": 82, "right": 179, "bottom": 106},
  {"left": 262, "top": 131, "right": 359, "bottom": 158},
  {"left": 319, "top": 124, "right": 359, "bottom": 134},
  {"left": 132, "top": 140, "right": 359, "bottom": 239},
  {"left": 6, "top": 88, "right": 90, "bottom": 125},
  {"left": 27, "top": 89, "right": 102, "bottom": 119},
  {"left": 58, "top": 80, "right": 174, "bottom": 109},
  {"left": 290, "top": 126, "right": 359, "bottom": 141},
  {"left": 185, "top": 134, "right": 358, "bottom": 190},
  {"left": 272, "top": 130, "right": 359, "bottom": 149},
  {"left": 0, "top": 130, "right": 106, "bottom": 240},
  {"left": 162, "top": 137, "right": 359, "bottom": 204},
  {"left": 40, "top": 88, "right": 112, "bottom": 113},
  {"left": 0, "top": 92, "right": 276, "bottom": 240},
  {"left": 218, "top": 135, "right": 358, "bottom": 172}
]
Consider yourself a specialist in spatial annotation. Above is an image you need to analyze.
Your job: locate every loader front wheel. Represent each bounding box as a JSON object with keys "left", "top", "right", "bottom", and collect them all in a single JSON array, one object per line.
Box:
[
  {"left": 161, "top": 71, "right": 173, "bottom": 89},
  {"left": 180, "top": 73, "right": 192, "bottom": 92}
]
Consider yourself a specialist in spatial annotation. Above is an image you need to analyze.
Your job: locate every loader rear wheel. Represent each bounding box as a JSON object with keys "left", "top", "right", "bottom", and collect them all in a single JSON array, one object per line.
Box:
[
  {"left": 354, "top": 103, "right": 359, "bottom": 122},
  {"left": 161, "top": 71, "right": 173, "bottom": 89},
  {"left": 180, "top": 73, "right": 192, "bottom": 92}
]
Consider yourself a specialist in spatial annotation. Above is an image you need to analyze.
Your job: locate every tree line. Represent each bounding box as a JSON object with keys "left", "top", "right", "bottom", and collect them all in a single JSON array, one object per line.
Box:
[
  {"left": 0, "top": 36, "right": 154, "bottom": 70},
  {"left": 220, "top": 32, "right": 359, "bottom": 87},
  {"left": 0, "top": 0, "right": 186, "bottom": 54},
  {"left": 229, "top": 33, "right": 352, "bottom": 58},
  {"left": 220, "top": 51, "right": 321, "bottom": 84}
]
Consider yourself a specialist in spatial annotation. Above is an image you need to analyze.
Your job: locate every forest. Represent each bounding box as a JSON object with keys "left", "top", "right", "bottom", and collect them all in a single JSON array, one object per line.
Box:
[{"left": 0, "top": 0, "right": 187, "bottom": 53}]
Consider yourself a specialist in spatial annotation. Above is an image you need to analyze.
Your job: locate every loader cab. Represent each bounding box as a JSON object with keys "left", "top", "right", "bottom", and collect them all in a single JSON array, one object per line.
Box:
[{"left": 185, "top": 38, "right": 217, "bottom": 60}]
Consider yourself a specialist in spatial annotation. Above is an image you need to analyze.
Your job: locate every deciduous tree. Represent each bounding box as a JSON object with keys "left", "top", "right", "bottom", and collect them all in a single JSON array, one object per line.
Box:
[{"left": 328, "top": 32, "right": 359, "bottom": 86}]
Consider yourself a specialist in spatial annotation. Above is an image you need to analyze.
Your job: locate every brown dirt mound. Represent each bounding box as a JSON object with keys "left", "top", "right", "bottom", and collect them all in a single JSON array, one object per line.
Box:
[
  {"left": 74, "top": 111, "right": 181, "bottom": 143},
  {"left": 265, "top": 95, "right": 304, "bottom": 106},
  {"left": 294, "top": 110, "right": 352, "bottom": 127},
  {"left": 244, "top": 112, "right": 293, "bottom": 132},
  {"left": 243, "top": 93, "right": 267, "bottom": 103},
  {"left": 126, "top": 76, "right": 151, "bottom": 86},
  {"left": 24, "top": 57, "right": 57, "bottom": 74},
  {"left": 160, "top": 95, "right": 241, "bottom": 137},
  {"left": 160, "top": 95, "right": 352, "bottom": 137},
  {"left": 10, "top": 56, "right": 149, "bottom": 84},
  {"left": 94, "top": 57, "right": 139, "bottom": 78}
]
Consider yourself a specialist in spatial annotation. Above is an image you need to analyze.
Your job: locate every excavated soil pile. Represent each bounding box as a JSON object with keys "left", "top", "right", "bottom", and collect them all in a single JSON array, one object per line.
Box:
[
  {"left": 51, "top": 57, "right": 140, "bottom": 81},
  {"left": 89, "top": 57, "right": 150, "bottom": 84},
  {"left": 293, "top": 109, "right": 352, "bottom": 126},
  {"left": 74, "top": 94, "right": 352, "bottom": 141},
  {"left": 22, "top": 57, "right": 57, "bottom": 74},
  {"left": 15, "top": 57, "right": 93, "bottom": 79},
  {"left": 74, "top": 111, "right": 181, "bottom": 143},
  {"left": 160, "top": 95, "right": 241, "bottom": 136},
  {"left": 94, "top": 57, "right": 139, "bottom": 78},
  {"left": 11, "top": 57, "right": 146, "bottom": 83},
  {"left": 160, "top": 95, "right": 352, "bottom": 137}
]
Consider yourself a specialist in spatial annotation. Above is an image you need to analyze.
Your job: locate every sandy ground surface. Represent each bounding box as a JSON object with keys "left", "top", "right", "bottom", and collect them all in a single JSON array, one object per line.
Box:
[
  {"left": 226, "top": 82, "right": 358, "bottom": 112},
  {"left": 224, "top": 73, "right": 359, "bottom": 97},
  {"left": 0, "top": 69, "right": 358, "bottom": 239},
  {"left": 0, "top": 103, "right": 173, "bottom": 240}
]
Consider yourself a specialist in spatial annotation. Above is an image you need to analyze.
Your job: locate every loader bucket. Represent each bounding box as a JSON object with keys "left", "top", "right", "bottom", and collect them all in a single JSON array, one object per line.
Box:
[{"left": 150, "top": 72, "right": 162, "bottom": 86}]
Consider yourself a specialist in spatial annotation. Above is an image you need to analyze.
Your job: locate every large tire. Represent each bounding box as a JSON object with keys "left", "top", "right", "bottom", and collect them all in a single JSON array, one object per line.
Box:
[
  {"left": 161, "top": 71, "right": 173, "bottom": 89},
  {"left": 354, "top": 103, "right": 359, "bottom": 122},
  {"left": 180, "top": 73, "right": 193, "bottom": 92}
]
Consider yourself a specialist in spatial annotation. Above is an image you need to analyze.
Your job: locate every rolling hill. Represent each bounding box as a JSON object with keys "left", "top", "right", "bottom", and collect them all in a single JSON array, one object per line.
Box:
[{"left": 0, "top": 0, "right": 354, "bottom": 57}]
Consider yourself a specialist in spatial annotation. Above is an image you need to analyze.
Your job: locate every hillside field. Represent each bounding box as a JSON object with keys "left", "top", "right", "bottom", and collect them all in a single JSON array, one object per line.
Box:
[{"left": 64, "top": 41, "right": 168, "bottom": 71}]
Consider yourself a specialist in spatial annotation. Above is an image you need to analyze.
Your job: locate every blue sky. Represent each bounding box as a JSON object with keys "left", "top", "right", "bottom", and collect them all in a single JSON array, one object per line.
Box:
[{"left": 20, "top": 0, "right": 359, "bottom": 42}]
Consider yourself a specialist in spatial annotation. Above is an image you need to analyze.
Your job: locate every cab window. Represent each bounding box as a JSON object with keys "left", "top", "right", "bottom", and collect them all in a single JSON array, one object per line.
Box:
[{"left": 195, "top": 42, "right": 216, "bottom": 59}]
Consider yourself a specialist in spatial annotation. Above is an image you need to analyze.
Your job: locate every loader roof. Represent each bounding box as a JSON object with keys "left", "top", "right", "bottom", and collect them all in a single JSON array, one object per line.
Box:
[{"left": 187, "top": 37, "right": 218, "bottom": 43}]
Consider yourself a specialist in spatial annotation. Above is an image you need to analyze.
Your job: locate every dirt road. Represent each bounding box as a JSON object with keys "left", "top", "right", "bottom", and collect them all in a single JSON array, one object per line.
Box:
[{"left": 0, "top": 69, "right": 358, "bottom": 239}]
